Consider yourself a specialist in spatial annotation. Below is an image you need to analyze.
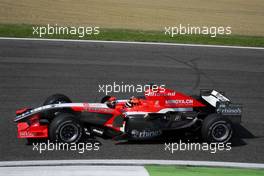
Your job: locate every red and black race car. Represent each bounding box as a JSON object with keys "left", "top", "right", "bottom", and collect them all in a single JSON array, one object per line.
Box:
[{"left": 14, "top": 87, "right": 242, "bottom": 144}]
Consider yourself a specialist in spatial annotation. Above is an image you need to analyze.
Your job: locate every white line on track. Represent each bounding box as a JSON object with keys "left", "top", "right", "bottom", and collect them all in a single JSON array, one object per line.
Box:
[
  {"left": 0, "top": 166, "right": 149, "bottom": 176},
  {"left": 0, "top": 37, "right": 263, "bottom": 50},
  {"left": 0, "top": 160, "right": 264, "bottom": 169}
]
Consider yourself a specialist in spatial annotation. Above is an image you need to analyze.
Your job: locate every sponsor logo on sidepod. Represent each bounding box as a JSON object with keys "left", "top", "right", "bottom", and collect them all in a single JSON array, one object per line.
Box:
[{"left": 131, "top": 129, "right": 162, "bottom": 138}]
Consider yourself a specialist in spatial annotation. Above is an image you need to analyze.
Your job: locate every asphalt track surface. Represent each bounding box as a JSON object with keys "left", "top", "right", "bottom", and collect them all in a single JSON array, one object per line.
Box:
[{"left": 0, "top": 39, "right": 263, "bottom": 163}]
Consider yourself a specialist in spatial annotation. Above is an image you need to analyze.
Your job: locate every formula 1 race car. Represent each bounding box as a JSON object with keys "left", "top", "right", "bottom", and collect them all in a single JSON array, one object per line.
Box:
[{"left": 14, "top": 87, "right": 242, "bottom": 144}]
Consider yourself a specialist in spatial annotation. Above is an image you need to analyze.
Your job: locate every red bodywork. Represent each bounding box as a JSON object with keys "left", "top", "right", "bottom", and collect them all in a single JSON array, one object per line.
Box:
[
  {"left": 17, "top": 114, "right": 48, "bottom": 138},
  {"left": 16, "top": 87, "right": 205, "bottom": 139}
]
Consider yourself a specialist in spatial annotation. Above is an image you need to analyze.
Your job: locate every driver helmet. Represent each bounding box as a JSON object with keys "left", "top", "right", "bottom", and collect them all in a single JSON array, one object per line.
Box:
[{"left": 125, "top": 96, "right": 140, "bottom": 108}]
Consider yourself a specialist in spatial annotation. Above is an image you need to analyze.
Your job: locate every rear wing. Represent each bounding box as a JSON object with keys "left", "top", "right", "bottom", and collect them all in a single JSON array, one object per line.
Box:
[
  {"left": 200, "top": 89, "right": 229, "bottom": 107},
  {"left": 201, "top": 89, "right": 242, "bottom": 123}
]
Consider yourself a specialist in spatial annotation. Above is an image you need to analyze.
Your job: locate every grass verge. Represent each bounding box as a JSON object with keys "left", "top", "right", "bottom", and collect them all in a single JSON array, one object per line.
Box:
[
  {"left": 145, "top": 165, "right": 264, "bottom": 176},
  {"left": 0, "top": 24, "right": 263, "bottom": 47}
]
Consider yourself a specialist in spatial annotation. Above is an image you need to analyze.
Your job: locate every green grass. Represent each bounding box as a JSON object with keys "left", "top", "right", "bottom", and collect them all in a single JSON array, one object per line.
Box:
[
  {"left": 145, "top": 166, "right": 264, "bottom": 176},
  {"left": 0, "top": 24, "right": 264, "bottom": 47}
]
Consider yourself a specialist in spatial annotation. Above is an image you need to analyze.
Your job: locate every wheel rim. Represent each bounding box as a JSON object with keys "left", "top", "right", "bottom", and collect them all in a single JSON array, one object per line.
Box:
[
  {"left": 59, "top": 123, "right": 79, "bottom": 142},
  {"left": 211, "top": 123, "right": 231, "bottom": 142}
]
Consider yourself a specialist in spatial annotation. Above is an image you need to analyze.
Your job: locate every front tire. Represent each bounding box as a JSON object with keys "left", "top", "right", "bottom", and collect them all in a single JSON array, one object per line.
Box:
[
  {"left": 49, "top": 113, "right": 82, "bottom": 143},
  {"left": 43, "top": 94, "right": 72, "bottom": 119},
  {"left": 202, "top": 114, "right": 233, "bottom": 143},
  {"left": 43, "top": 94, "right": 72, "bottom": 105}
]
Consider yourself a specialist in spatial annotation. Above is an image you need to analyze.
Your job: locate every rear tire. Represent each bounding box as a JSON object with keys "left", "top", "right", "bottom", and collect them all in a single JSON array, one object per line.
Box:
[
  {"left": 202, "top": 114, "right": 233, "bottom": 143},
  {"left": 49, "top": 113, "right": 82, "bottom": 143}
]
